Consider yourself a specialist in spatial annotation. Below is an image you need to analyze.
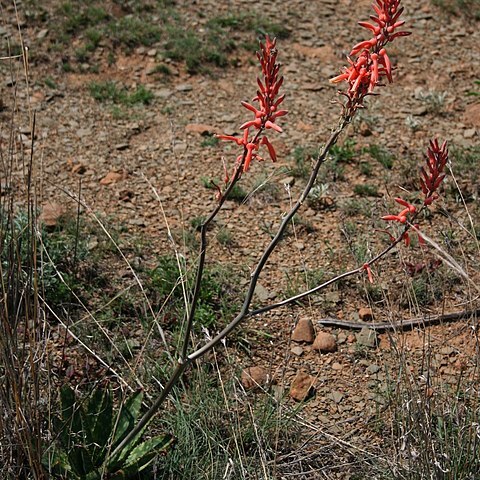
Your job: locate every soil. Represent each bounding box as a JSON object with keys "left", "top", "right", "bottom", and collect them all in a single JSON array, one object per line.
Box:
[{"left": 1, "top": 0, "right": 479, "bottom": 478}]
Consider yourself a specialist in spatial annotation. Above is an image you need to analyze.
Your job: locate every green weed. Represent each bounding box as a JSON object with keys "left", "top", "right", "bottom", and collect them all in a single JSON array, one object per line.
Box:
[
  {"left": 89, "top": 81, "right": 154, "bottom": 105},
  {"left": 289, "top": 146, "right": 318, "bottom": 179},
  {"left": 329, "top": 139, "right": 356, "bottom": 164},
  {"left": 354, "top": 184, "right": 379, "bottom": 197},
  {"left": 159, "top": 365, "right": 298, "bottom": 479},
  {"left": 107, "top": 16, "right": 162, "bottom": 49},
  {"left": 216, "top": 227, "right": 234, "bottom": 246},
  {"left": 467, "top": 79, "right": 480, "bottom": 96},
  {"left": 200, "top": 136, "right": 220, "bottom": 148},
  {"left": 59, "top": 3, "right": 109, "bottom": 34},
  {"left": 363, "top": 144, "right": 394, "bottom": 169},
  {"left": 201, "top": 177, "right": 248, "bottom": 202},
  {"left": 147, "top": 255, "right": 242, "bottom": 331}
]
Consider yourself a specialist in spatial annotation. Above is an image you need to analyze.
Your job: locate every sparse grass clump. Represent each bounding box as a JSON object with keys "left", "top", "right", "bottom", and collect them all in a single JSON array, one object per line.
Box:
[
  {"left": 89, "top": 81, "right": 154, "bottom": 105},
  {"left": 159, "top": 365, "right": 299, "bottom": 479},
  {"left": 147, "top": 255, "right": 242, "bottom": 331},
  {"left": 363, "top": 144, "right": 394, "bottom": 169},
  {"left": 354, "top": 183, "right": 379, "bottom": 197}
]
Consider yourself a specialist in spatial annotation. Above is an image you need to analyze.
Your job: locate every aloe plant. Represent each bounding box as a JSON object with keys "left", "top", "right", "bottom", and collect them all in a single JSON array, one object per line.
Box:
[{"left": 43, "top": 386, "right": 174, "bottom": 479}]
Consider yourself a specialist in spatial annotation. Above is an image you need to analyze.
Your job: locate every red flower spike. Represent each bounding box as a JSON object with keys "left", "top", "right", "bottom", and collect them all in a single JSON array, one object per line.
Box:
[
  {"left": 420, "top": 139, "right": 448, "bottom": 203},
  {"left": 217, "top": 36, "right": 286, "bottom": 179},
  {"left": 331, "top": 0, "right": 411, "bottom": 113}
]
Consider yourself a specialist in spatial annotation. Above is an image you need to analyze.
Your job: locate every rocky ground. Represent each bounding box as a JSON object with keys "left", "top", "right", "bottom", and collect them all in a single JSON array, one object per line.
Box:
[{"left": 1, "top": 0, "right": 479, "bottom": 478}]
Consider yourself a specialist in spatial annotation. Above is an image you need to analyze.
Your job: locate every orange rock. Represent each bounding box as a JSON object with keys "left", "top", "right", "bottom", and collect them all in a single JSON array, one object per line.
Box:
[
  {"left": 185, "top": 123, "right": 216, "bottom": 135},
  {"left": 313, "top": 332, "right": 337, "bottom": 353},
  {"left": 291, "top": 318, "right": 315, "bottom": 343},
  {"left": 290, "top": 371, "right": 315, "bottom": 401},
  {"left": 358, "top": 307, "right": 373, "bottom": 321},
  {"left": 100, "top": 170, "right": 126, "bottom": 185},
  {"left": 39, "top": 202, "right": 66, "bottom": 228},
  {"left": 241, "top": 366, "right": 269, "bottom": 390}
]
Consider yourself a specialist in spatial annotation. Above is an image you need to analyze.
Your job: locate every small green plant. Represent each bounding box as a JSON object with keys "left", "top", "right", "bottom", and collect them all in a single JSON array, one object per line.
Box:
[
  {"left": 306, "top": 183, "right": 333, "bottom": 209},
  {"left": 147, "top": 255, "right": 241, "bottom": 331},
  {"left": 216, "top": 227, "right": 233, "bottom": 246},
  {"left": 354, "top": 183, "right": 379, "bottom": 197},
  {"left": 107, "top": 16, "right": 162, "bottom": 49},
  {"left": 359, "top": 161, "right": 373, "bottom": 176},
  {"left": 450, "top": 145, "right": 480, "bottom": 181},
  {"left": 340, "top": 197, "right": 373, "bottom": 217},
  {"left": 363, "top": 144, "right": 394, "bottom": 169},
  {"left": 45, "top": 386, "right": 174, "bottom": 479},
  {"left": 43, "top": 76, "right": 57, "bottom": 89},
  {"left": 200, "top": 135, "right": 220, "bottom": 148},
  {"left": 418, "top": 89, "right": 448, "bottom": 115},
  {"left": 89, "top": 81, "right": 154, "bottom": 105},
  {"left": 201, "top": 176, "right": 247, "bottom": 202},
  {"left": 467, "top": 79, "right": 480, "bottom": 96},
  {"left": 59, "top": 3, "right": 109, "bottom": 34},
  {"left": 289, "top": 146, "right": 318, "bottom": 179},
  {"left": 329, "top": 138, "right": 356, "bottom": 164}
]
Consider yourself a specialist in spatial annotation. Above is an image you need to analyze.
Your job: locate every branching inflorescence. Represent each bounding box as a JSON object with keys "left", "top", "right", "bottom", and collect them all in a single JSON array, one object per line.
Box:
[
  {"left": 114, "top": 0, "right": 456, "bottom": 459},
  {"left": 330, "top": 0, "right": 411, "bottom": 117}
]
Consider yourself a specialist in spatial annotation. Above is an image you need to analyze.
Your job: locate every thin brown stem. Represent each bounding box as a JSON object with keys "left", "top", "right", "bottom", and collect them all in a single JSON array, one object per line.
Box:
[{"left": 179, "top": 129, "right": 263, "bottom": 360}]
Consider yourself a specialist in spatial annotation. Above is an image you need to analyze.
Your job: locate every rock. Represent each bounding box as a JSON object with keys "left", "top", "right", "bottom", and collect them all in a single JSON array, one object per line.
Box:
[
  {"left": 358, "top": 307, "right": 373, "bottom": 321},
  {"left": 241, "top": 367, "right": 269, "bottom": 390},
  {"left": 175, "top": 83, "right": 193, "bottom": 92},
  {"left": 291, "top": 43, "right": 335, "bottom": 62},
  {"left": 281, "top": 176, "right": 295, "bottom": 187},
  {"left": 39, "top": 202, "right": 66, "bottom": 228},
  {"left": 464, "top": 103, "right": 480, "bottom": 128},
  {"left": 332, "top": 362, "right": 343, "bottom": 371},
  {"left": 329, "top": 391, "right": 344, "bottom": 404},
  {"left": 100, "top": 170, "right": 126, "bottom": 185},
  {"left": 463, "top": 128, "right": 476, "bottom": 139},
  {"left": 156, "top": 88, "right": 173, "bottom": 99},
  {"left": 356, "top": 327, "right": 378, "bottom": 348},
  {"left": 366, "top": 364, "right": 381, "bottom": 374},
  {"left": 115, "top": 143, "right": 129, "bottom": 151},
  {"left": 290, "top": 371, "right": 315, "bottom": 401},
  {"left": 292, "top": 318, "right": 315, "bottom": 343},
  {"left": 71, "top": 163, "right": 86, "bottom": 174},
  {"left": 359, "top": 121, "right": 372, "bottom": 136},
  {"left": 313, "top": 332, "right": 337, "bottom": 353},
  {"left": 185, "top": 123, "right": 216, "bottom": 135},
  {"left": 37, "top": 29, "right": 48, "bottom": 39},
  {"left": 254, "top": 283, "right": 276, "bottom": 302},
  {"left": 290, "top": 346, "right": 304, "bottom": 356}
]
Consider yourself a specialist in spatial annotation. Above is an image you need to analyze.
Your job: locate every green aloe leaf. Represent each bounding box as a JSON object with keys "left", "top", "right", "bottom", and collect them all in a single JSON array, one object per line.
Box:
[
  {"left": 121, "top": 434, "right": 175, "bottom": 477},
  {"left": 59, "top": 385, "right": 94, "bottom": 476},
  {"left": 112, "top": 434, "right": 174, "bottom": 480},
  {"left": 42, "top": 448, "right": 78, "bottom": 478},
  {"left": 112, "top": 390, "right": 143, "bottom": 447},
  {"left": 85, "top": 387, "right": 113, "bottom": 466}
]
